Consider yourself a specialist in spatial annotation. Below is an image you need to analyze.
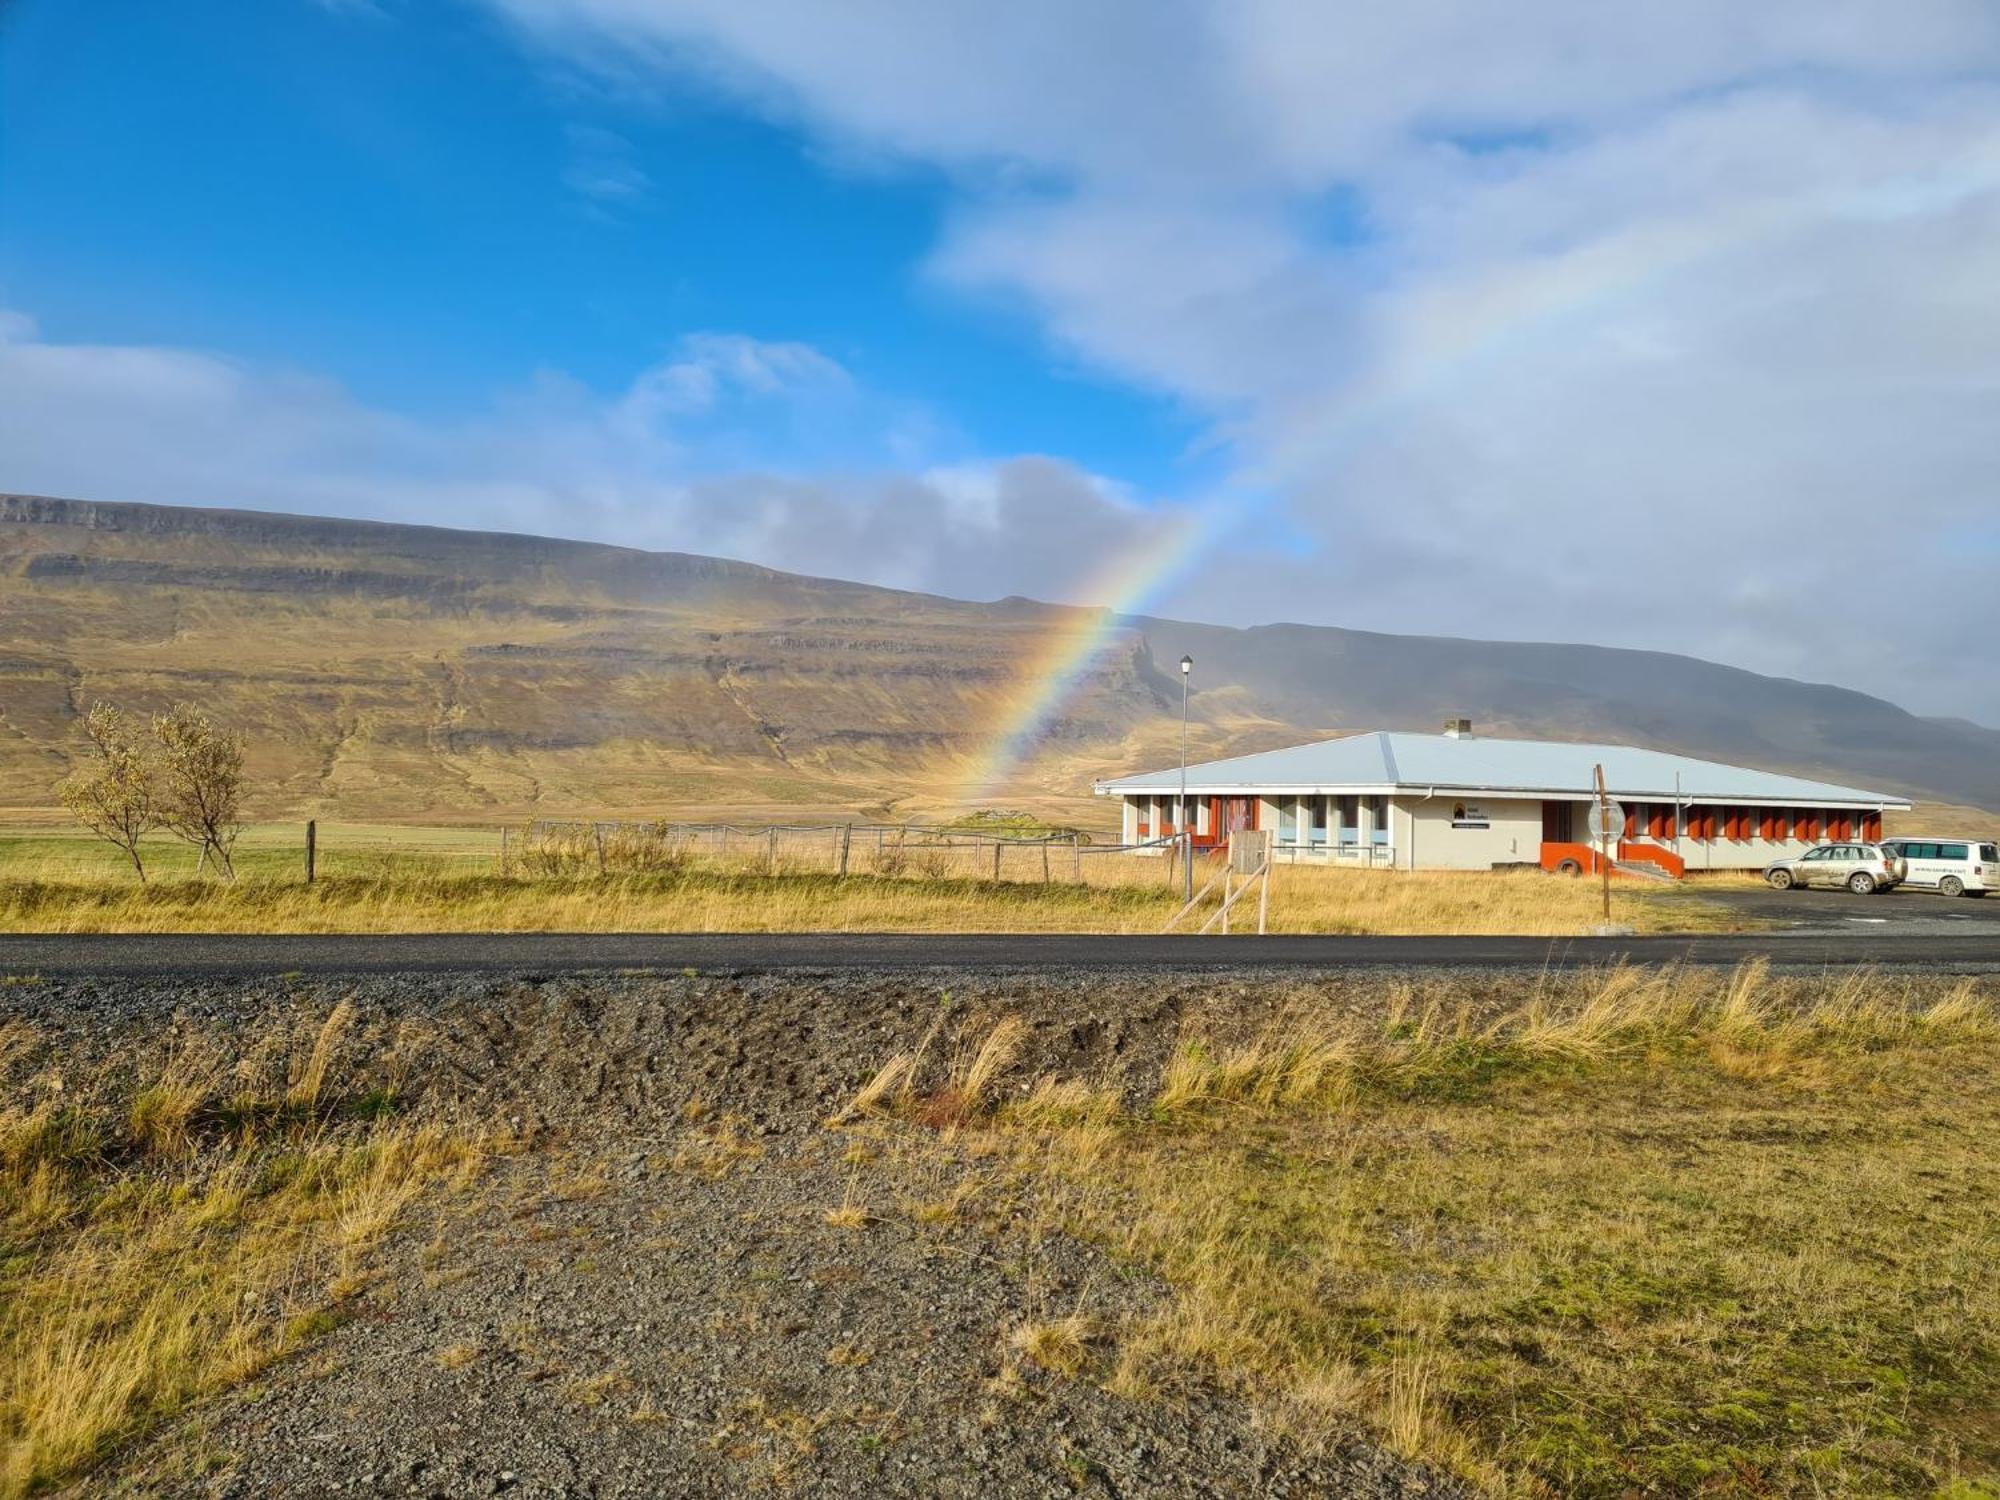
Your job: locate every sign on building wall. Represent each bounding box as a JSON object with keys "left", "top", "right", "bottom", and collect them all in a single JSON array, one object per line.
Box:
[{"left": 1451, "top": 802, "right": 1491, "bottom": 829}]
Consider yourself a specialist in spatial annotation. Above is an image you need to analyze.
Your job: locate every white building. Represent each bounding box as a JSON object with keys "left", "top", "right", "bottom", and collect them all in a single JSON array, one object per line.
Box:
[{"left": 1094, "top": 721, "right": 1912, "bottom": 875}]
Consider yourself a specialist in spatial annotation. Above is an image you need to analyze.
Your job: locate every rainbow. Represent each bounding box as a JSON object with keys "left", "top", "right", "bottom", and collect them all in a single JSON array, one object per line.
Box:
[
  {"left": 963, "top": 502, "right": 1220, "bottom": 802},
  {"left": 959, "top": 140, "right": 2000, "bottom": 803}
]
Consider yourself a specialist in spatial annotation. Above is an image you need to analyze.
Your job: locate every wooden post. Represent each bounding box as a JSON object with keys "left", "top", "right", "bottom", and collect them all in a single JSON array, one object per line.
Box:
[
  {"left": 992, "top": 839, "right": 1003, "bottom": 883},
  {"left": 1257, "top": 855, "right": 1270, "bottom": 935},
  {"left": 594, "top": 822, "right": 607, "bottom": 875},
  {"left": 1221, "top": 868, "right": 1232, "bottom": 934},
  {"left": 305, "top": 819, "right": 316, "bottom": 884},
  {"left": 838, "top": 823, "right": 852, "bottom": 877},
  {"left": 1042, "top": 841, "right": 1051, "bottom": 884},
  {"left": 1072, "top": 833, "right": 1082, "bottom": 884},
  {"left": 500, "top": 824, "right": 509, "bottom": 877},
  {"left": 767, "top": 827, "right": 778, "bottom": 875}
]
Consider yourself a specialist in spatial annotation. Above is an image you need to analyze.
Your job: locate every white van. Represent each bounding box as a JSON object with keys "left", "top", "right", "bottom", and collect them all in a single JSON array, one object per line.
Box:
[{"left": 1880, "top": 838, "right": 1998, "bottom": 897}]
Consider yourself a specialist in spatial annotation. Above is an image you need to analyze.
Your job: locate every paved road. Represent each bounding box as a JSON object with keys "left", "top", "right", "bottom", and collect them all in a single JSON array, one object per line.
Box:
[
  {"left": 3, "top": 930, "right": 1999, "bottom": 977},
  {"left": 1693, "top": 882, "right": 2000, "bottom": 932}
]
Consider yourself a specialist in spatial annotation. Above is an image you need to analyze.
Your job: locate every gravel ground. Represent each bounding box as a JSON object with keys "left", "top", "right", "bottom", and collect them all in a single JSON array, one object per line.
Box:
[{"left": 13, "top": 969, "right": 1475, "bottom": 1500}]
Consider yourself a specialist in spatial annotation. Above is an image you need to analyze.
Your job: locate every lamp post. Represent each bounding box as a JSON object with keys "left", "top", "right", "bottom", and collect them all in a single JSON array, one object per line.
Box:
[{"left": 1179, "top": 654, "right": 1193, "bottom": 902}]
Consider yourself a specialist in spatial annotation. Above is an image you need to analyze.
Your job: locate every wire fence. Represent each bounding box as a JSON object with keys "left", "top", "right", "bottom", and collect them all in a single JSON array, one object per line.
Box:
[
  {"left": 507, "top": 819, "right": 1192, "bottom": 887},
  {"left": 0, "top": 816, "right": 1206, "bottom": 888}
]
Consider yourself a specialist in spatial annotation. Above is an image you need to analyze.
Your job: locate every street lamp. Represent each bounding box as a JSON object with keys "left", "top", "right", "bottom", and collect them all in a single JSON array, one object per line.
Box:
[{"left": 1179, "top": 654, "right": 1193, "bottom": 902}]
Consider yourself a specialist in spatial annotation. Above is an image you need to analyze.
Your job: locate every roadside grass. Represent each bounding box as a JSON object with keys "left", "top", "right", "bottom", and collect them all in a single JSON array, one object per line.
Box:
[
  {"left": 0, "top": 840, "right": 1751, "bottom": 936},
  {"left": 0, "top": 1010, "right": 484, "bottom": 1499},
  {"left": 852, "top": 966, "right": 2000, "bottom": 1496}
]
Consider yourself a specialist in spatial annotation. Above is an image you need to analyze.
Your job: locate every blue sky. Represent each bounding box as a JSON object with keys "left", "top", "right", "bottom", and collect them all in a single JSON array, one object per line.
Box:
[
  {"left": 0, "top": 0, "right": 1199, "bottom": 485},
  {"left": 3, "top": 1, "right": 1999, "bottom": 720}
]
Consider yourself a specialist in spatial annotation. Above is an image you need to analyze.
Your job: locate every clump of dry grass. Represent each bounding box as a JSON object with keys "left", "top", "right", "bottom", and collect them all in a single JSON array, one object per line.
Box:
[
  {"left": 0, "top": 1009, "right": 481, "bottom": 1500},
  {"left": 823, "top": 1176, "right": 871, "bottom": 1228},
  {"left": 1007, "top": 1314, "right": 1097, "bottom": 1378}
]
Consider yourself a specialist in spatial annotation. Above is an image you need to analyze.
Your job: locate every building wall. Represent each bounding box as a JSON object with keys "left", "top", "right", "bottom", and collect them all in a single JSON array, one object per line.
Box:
[
  {"left": 1120, "top": 791, "right": 1892, "bottom": 871},
  {"left": 1394, "top": 795, "right": 1544, "bottom": 870}
]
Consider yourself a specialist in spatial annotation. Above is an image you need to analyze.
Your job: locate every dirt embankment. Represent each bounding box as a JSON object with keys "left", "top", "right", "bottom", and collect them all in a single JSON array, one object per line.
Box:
[{"left": 12, "top": 970, "right": 1464, "bottom": 1500}]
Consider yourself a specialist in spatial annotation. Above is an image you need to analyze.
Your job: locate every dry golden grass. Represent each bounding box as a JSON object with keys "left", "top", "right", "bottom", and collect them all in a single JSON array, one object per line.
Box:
[
  {"left": 851, "top": 968, "right": 2000, "bottom": 1497},
  {"left": 0, "top": 845, "right": 1751, "bottom": 936},
  {"left": 0, "top": 1011, "right": 482, "bottom": 1499},
  {"left": 1007, "top": 1314, "right": 1097, "bottom": 1378}
]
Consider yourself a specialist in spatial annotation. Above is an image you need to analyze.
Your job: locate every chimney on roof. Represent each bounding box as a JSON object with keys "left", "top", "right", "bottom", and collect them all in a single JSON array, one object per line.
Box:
[{"left": 1443, "top": 718, "right": 1473, "bottom": 739}]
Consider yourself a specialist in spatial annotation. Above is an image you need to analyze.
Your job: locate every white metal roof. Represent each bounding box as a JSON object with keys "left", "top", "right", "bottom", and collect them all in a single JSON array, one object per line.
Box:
[{"left": 1095, "top": 731, "right": 1911, "bottom": 808}]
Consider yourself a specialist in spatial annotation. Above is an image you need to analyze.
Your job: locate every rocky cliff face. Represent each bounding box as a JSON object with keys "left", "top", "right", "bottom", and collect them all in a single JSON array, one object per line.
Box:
[{"left": 2, "top": 494, "right": 1993, "bottom": 820}]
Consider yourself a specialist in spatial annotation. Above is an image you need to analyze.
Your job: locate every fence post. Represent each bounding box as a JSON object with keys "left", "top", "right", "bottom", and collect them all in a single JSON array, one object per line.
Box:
[
  {"left": 767, "top": 827, "right": 778, "bottom": 875},
  {"left": 839, "top": 823, "right": 852, "bottom": 877},
  {"left": 1042, "top": 841, "right": 1051, "bottom": 884},
  {"left": 305, "top": 819, "right": 316, "bottom": 884},
  {"left": 990, "top": 839, "right": 1002, "bottom": 883},
  {"left": 500, "top": 824, "right": 509, "bottom": 877},
  {"left": 594, "top": 822, "right": 607, "bottom": 875},
  {"left": 1072, "top": 833, "right": 1082, "bottom": 883}
]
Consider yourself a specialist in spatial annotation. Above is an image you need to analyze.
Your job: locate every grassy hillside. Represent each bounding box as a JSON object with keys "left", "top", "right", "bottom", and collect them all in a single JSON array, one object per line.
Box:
[{"left": 4, "top": 493, "right": 1995, "bottom": 824}]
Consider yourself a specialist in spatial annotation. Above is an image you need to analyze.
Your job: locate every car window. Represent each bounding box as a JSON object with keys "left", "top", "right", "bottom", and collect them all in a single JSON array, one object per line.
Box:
[
  {"left": 1905, "top": 843, "right": 1936, "bottom": 860},
  {"left": 1801, "top": 849, "right": 1829, "bottom": 861},
  {"left": 1983, "top": 844, "right": 1998, "bottom": 863},
  {"left": 1941, "top": 843, "right": 1970, "bottom": 861}
]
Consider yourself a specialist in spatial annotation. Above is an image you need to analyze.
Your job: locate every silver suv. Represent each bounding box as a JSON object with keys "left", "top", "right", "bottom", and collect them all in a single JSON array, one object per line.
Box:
[{"left": 1764, "top": 842, "right": 1906, "bottom": 894}]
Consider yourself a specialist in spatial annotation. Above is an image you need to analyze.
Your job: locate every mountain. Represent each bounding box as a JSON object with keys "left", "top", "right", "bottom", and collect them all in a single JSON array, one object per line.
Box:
[{"left": 2, "top": 493, "right": 1995, "bottom": 824}]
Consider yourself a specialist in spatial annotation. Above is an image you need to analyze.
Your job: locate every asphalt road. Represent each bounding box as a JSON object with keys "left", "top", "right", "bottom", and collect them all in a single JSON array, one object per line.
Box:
[
  {"left": 3, "top": 929, "right": 1999, "bottom": 977},
  {"left": 1693, "top": 882, "right": 2000, "bottom": 931}
]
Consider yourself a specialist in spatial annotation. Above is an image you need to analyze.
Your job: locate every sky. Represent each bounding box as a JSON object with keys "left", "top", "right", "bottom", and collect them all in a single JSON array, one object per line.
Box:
[{"left": 3, "top": 2, "right": 1998, "bottom": 723}]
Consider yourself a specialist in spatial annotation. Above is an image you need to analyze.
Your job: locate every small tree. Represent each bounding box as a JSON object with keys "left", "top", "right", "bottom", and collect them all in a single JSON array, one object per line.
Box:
[
  {"left": 153, "top": 702, "right": 245, "bottom": 880},
  {"left": 59, "top": 702, "right": 158, "bottom": 882}
]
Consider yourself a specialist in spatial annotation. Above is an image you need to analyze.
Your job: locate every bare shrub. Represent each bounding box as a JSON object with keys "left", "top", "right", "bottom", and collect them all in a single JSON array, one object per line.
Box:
[
  {"left": 58, "top": 703, "right": 158, "bottom": 882},
  {"left": 151, "top": 703, "right": 244, "bottom": 880},
  {"left": 868, "top": 833, "right": 910, "bottom": 878},
  {"left": 515, "top": 821, "right": 690, "bottom": 878}
]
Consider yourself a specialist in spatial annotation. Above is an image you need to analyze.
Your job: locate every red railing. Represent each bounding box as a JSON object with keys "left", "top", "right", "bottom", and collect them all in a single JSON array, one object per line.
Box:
[{"left": 1540, "top": 841, "right": 1686, "bottom": 879}]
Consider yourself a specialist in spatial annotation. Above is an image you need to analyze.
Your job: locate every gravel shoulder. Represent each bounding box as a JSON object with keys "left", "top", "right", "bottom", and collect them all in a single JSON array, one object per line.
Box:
[{"left": 15, "top": 969, "right": 1468, "bottom": 1500}]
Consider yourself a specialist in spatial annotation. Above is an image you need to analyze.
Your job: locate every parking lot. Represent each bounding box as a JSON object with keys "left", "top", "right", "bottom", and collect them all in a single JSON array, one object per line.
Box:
[{"left": 1693, "top": 880, "right": 2000, "bottom": 933}]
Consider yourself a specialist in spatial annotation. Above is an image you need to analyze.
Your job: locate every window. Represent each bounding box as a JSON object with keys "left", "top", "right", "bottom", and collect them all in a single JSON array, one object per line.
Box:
[
  {"left": 1903, "top": 843, "right": 1936, "bottom": 860},
  {"left": 1278, "top": 798, "right": 1297, "bottom": 842},
  {"left": 1135, "top": 799, "right": 1151, "bottom": 839},
  {"left": 1337, "top": 794, "right": 1359, "bottom": 845},
  {"left": 1802, "top": 848, "right": 1830, "bottom": 861},
  {"left": 1982, "top": 844, "right": 1998, "bottom": 864},
  {"left": 1369, "top": 796, "right": 1390, "bottom": 845},
  {"left": 1941, "top": 843, "right": 1971, "bottom": 861},
  {"left": 1310, "top": 796, "right": 1329, "bottom": 846}
]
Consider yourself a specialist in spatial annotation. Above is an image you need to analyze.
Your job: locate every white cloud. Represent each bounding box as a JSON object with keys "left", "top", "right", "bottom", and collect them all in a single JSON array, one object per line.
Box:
[
  {"left": 0, "top": 313, "right": 1183, "bottom": 608},
  {"left": 468, "top": 1, "right": 2000, "bottom": 720}
]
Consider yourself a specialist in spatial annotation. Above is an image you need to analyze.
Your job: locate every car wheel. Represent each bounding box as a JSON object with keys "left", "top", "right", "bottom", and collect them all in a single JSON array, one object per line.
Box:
[
  {"left": 1766, "top": 869, "right": 1794, "bottom": 890},
  {"left": 1848, "top": 872, "right": 1876, "bottom": 895},
  {"left": 1940, "top": 875, "right": 1965, "bottom": 898},
  {"left": 1554, "top": 858, "right": 1582, "bottom": 876}
]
